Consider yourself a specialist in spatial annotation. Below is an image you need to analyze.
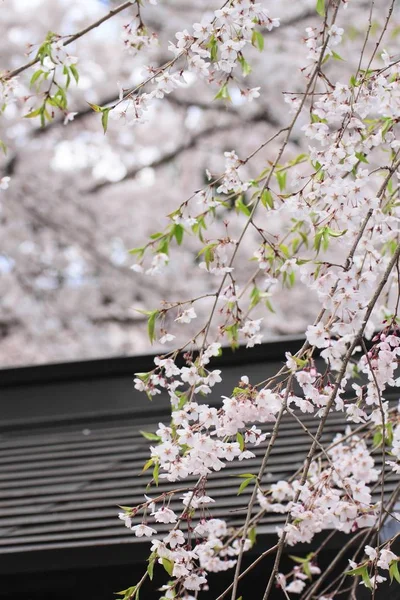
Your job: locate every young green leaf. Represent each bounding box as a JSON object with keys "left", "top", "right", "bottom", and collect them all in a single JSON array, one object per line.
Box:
[
  {"left": 147, "top": 558, "right": 156, "bottom": 580},
  {"left": 142, "top": 458, "right": 154, "bottom": 473},
  {"left": 88, "top": 102, "right": 103, "bottom": 113},
  {"left": 173, "top": 223, "right": 184, "bottom": 245},
  {"left": 147, "top": 310, "right": 159, "bottom": 344},
  {"left": 70, "top": 64, "right": 79, "bottom": 84},
  {"left": 161, "top": 558, "right": 174, "bottom": 576},
  {"left": 276, "top": 170, "right": 287, "bottom": 192},
  {"left": 235, "top": 195, "right": 251, "bottom": 216},
  {"left": 248, "top": 526, "right": 257, "bottom": 547},
  {"left": 389, "top": 560, "right": 400, "bottom": 583},
  {"left": 101, "top": 108, "right": 110, "bottom": 134},
  {"left": 30, "top": 69, "right": 43, "bottom": 87},
  {"left": 236, "top": 431, "right": 245, "bottom": 451},
  {"left": 316, "top": 0, "right": 325, "bottom": 17},
  {"left": 140, "top": 431, "right": 161, "bottom": 441},
  {"left": 24, "top": 107, "right": 43, "bottom": 119},
  {"left": 261, "top": 189, "right": 274, "bottom": 208},
  {"left": 238, "top": 54, "right": 252, "bottom": 76},
  {"left": 237, "top": 476, "right": 254, "bottom": 495},
  {"left": 153, "top": 462, "right": 160, "bottom": 486},
  {"left": 115, "top": 586, "right": 137, "bottom": 599},
  {"left": 214, "top": 83, "right": 231, "bottom": 101},
  {"left": 251, "top": 30, "right": 264, "bottom": 51}
]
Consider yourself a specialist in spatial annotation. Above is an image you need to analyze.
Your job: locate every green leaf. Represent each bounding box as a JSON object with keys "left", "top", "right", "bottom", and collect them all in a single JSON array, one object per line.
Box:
[
  {"left": 162, "top": 558, "right": 174, "bottom": 576},
  {"left": 355, "top": 151, "right": 368, "bottom": 164},
  {"left": 214, "top": 83, "right": 231, "bottom": 101},
  {"left": 261, "top": 189, "right": 274, "bottom": 208},
  {"left": 346, "top": 564, "right": 371, "bottom": 589},
  {"left": 251, "top": 30, "right": 264, "bottom": 52},
  {"left": 115, "top": 586, "right": 137, "bottom": 599},
  {"left": 373, "top": 430, "right": 383, "bottom": 448},
  {"left": 236, "top": 431, "right": 245, "bottom": 452},
  {"left": 325, "top": 227, "right": 347, "bottom": 238},
  {"left": 140, "top": 431, "right": 161, "bottom": 441},
  {"left": 235, "top": 195, "right": 251, "bottom": 216},
  {"left": 314, "top": 227, "right": 324, "bottom": 254},
  {"left": 150, "top": 232, "right": 165, "bottom": 240},
  {"left": 386, "top": 422, "right": 394, "bottom": 445},
  {"left": 389, "top": 560, "right": 400, "bottom": 583},
  {"left": 331, "top": 50, "right": 344, "bottom": 61},
  {"left": 360, "top": 567, "right": 372, "bottom": 589},
  {"left": 0, "top": 140, "right": 7, "bottom": 155},
  {"left": 265, "top": 298, "right": 275, "bottom": 313},
  {"left": 289, "top": 153, "right": 308, "bottom": 166},
  {"left": 173, "top": 224, "right": 184, "bottom": 245},
  {"left": 142, "top": 458, "right": 154, "bottom": 473},
  {"left": 88, "top": 102, "right": 103, "bottom": 112},
  {"left": 30, "top": 69, "right": 43, "bottom": 87},
  {"left": 238, "top": 55, "right": 252, "bottom": 76},
  {"left": 129, "top": 246, "right": 145, "bottom": 256},
  {"left": 147, "top": 558, "right": 156, "bottom": 580},
  {"left": 147, "top": 310, "right": 159, "bottom": 344},
  {"left": 70, "top": 64, "right": 79, "bottom": 84},
  {"left": 24, "top": 107, "right": 43, "bottom": 119},
  {"left": 238, "top": 477, "right": 254, "bottom": 495},
  {"left": 101, "top": 108, "right": 110, "bottom": 134},
  {"left": 248, "top": 526, "right": 257, "bottom": 547},
  {"left": 55, "top": 85, "right": 67, "bottom": 109},
  {"left": 177, "top": 391, "right": 188, "bottom": 410},
  {"left": 198, "top": 242, "right": 217, "bottom": 268},
  {"left": 153, "top": 462, "right": 159, "bottom": 486},
  {"left": 157, "top": 237, "right": 169, "bottom": 255},
  {"left": 276, "top": 170, "right": 287, "bottom": 192},
  {"left": 289, "top": 555, "right": 308, "bottom": 564},
  {"left": 250, "top": 286, "right": 261, "bottom": 310},
  {"left": 279, "top": 243, "right": 290, "bottom": 258},
  {"left": 63, "top": 64, "right": 71, "bottom": 89},
  {"left": 207, "top": 35, "right": 218, "bottom": 62},
  {"left": 316, "top": 0, "right": 325, "bottom": 17}
]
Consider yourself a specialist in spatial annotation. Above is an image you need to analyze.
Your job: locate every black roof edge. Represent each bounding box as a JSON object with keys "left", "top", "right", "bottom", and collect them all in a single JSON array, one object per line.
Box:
[
  {"left": 0, "top": 530, "right": 350, "bottom": 575},
  {"left": 0, "top": 404, "right": 174, "bottom": 433},
  {"left": 0, "top": 335, "right": 306, "bottom": 388}
]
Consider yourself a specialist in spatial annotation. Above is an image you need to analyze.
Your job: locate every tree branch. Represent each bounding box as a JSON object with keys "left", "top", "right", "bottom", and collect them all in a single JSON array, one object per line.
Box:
[{"left": 2, "top": 1, "right": 134, "bottom": 81}]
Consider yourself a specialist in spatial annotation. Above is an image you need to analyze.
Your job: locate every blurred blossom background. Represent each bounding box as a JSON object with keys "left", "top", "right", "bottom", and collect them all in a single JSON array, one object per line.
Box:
[{"left": 0, "top": 0, "right": 395, "bottom": 366}]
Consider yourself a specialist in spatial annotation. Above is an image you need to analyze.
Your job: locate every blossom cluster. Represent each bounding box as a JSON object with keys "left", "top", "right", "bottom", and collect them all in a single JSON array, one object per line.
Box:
[
  {"left": 118, "top": 485, "right": 254, "bottom": 595},
  {"left": 110, "top": 0, "right": 279, "bottom": 125},
  {"left": 122, "top": 18, "right": 158, "bottom": 55},
  {"left": 90, "top": 1, "right": 400, "bottom": 598},
  {"left": 347, "top": 544, "right": 400, "bottom": 589},
  {"left": 258, "top": 431, "right": 379, "bottom": 545}
]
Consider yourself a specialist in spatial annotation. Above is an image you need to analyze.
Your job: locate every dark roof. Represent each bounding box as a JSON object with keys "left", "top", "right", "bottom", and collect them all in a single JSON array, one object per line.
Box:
[{"left": 0, "top": 337, "right": 393, "bottom": 578}]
